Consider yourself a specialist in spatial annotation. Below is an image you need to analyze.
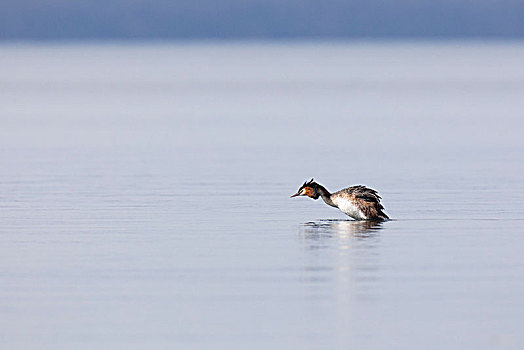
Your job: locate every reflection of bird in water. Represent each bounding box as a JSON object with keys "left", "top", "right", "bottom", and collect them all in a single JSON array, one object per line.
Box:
[
  {"left": 303, "top": 219, "right": 382, "bottom": 237},
  {"left": 290, "top": 179, "right": 389, "bottom": 221}
]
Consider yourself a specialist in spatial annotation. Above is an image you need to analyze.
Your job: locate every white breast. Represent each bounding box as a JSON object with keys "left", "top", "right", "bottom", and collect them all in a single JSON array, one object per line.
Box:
[{"left": 333, "top": 197, "right": 367, "bottom": 220}]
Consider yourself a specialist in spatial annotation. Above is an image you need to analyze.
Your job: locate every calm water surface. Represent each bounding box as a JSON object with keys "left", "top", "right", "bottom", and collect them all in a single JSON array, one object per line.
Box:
[{"left": 1, "top": 42, "right": 524, "bottom": 349}]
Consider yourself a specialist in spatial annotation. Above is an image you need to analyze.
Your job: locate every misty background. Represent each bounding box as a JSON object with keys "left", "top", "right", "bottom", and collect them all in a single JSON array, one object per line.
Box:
[{"left": 1, "top": 0, "right": 524, "bottom": 40}]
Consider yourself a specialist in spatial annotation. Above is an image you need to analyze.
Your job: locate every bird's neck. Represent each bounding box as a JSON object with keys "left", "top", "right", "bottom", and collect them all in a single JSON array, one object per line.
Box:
[{"left": 317, "top": 185, "right": 337, "bottom": 207}]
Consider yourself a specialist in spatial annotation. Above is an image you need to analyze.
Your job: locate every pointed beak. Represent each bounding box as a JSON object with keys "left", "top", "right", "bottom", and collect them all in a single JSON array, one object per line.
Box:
[{"left": 290, "top": 192, "right": 300, "bottom": 198}]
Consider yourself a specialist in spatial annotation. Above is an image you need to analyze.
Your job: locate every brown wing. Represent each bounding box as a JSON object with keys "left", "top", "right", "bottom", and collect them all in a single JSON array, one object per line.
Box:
[{"left": 340, "top": 185, "right": 389, "bottom": 221}]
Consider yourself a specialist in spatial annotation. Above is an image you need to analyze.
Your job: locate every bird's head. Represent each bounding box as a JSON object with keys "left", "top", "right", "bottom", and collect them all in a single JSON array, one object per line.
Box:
[{"left": 290, "top": 178, "right": 321, "bottom": 200}]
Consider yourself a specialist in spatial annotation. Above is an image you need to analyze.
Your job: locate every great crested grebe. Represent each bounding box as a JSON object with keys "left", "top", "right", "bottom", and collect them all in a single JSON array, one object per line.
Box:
[{"left": 290, "top": 179, "right": 389, "bottom": 221}]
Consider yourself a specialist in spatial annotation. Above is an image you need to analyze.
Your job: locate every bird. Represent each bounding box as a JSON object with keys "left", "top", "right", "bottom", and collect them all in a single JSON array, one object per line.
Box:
[{"left": 290, "top": 179, "right": 389, "bottom": 221}]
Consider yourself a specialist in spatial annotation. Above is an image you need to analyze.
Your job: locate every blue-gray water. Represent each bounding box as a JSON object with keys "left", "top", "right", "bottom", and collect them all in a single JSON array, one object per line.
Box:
[{"left": 1, "top": 42, "right": 524, "bottom": 349}]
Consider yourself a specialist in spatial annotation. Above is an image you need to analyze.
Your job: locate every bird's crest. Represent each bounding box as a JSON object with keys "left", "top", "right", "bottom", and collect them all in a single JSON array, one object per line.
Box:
[{"left": 301, "top": 178, "right": 315, "bottom": 188}]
